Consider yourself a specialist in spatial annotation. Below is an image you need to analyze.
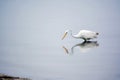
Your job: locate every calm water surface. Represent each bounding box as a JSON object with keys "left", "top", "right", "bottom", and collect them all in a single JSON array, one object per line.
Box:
[{"left": 0, "top": 0, "right": 120, "bottom": 80}]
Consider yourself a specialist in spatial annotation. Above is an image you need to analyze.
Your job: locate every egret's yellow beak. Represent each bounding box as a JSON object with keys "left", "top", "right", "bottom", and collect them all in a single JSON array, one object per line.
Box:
[{"left": 62, "top": 32, "right": 67, "bottom": 40}]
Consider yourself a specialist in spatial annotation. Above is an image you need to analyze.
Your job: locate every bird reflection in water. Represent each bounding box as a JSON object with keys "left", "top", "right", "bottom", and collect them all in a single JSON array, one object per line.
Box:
[{"left": 63, "top": 41, "right": 99, "bottom": 54}]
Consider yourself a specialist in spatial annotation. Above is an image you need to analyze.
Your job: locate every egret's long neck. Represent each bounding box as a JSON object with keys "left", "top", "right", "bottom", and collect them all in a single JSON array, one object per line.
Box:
[{"left": 69, "top": 30, "right": 77, "bottom": 38}]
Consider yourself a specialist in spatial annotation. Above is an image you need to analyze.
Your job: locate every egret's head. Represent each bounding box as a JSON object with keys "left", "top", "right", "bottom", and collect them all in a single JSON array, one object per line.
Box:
[{"left": 62, "top": 29, "right": 70, "bottom": 40}]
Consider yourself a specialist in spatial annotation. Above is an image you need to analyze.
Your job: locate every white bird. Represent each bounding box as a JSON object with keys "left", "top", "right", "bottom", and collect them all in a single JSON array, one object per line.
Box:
[{"left": 62, "top": 29, "right": 99, "bottom": 41}]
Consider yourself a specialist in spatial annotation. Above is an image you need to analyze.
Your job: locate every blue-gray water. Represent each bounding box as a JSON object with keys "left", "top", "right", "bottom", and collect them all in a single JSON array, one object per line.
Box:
[{"left": 0, "top": 0, "right": 120, "bottom": 80}]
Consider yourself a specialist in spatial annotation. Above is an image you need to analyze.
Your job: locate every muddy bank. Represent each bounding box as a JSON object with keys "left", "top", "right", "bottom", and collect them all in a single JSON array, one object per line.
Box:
[{"left": 0, "top": 73, "right": 31, "bottom": 80}]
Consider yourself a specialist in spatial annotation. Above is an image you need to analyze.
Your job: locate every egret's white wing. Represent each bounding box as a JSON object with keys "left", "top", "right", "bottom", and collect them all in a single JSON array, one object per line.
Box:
[{"left": 78, "top": 30, "right": 97, "bottom": 39}]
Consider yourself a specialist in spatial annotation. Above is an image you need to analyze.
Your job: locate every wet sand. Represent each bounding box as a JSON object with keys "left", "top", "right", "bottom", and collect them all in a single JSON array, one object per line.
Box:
[{"left": 0, "top": 73, "right": 31, "bottom": 80}]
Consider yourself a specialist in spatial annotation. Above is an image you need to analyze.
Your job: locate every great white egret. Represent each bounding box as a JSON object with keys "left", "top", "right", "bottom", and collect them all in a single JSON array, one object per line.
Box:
[{"left": 62, "top": 29, "right": 99, "bottom": 41}]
